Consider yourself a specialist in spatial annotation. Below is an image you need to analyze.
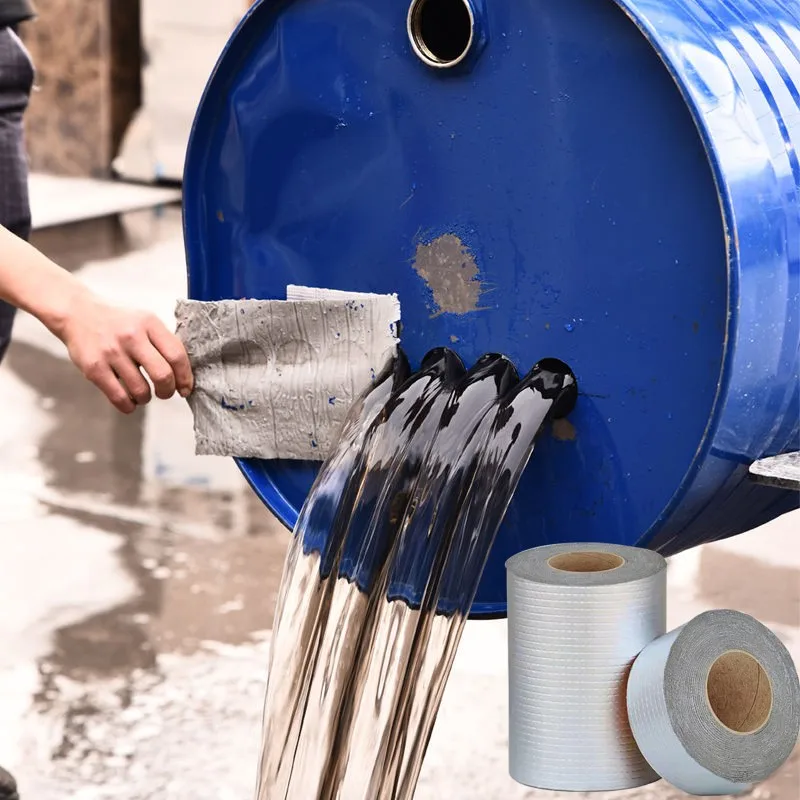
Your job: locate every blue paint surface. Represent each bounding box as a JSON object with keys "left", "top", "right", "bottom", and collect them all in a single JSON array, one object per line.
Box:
[{"left": 183, "top": 0, "right": 799, "bottom": 616}]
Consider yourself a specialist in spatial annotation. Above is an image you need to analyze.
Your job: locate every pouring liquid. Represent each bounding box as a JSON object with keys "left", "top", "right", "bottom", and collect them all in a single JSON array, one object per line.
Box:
[{"left": 255, "top": 353, "right": 577, "bottom": 800}]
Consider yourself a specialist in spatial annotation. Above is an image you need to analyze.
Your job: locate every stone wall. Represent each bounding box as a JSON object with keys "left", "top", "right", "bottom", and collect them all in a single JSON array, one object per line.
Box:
[
  {"left": 113, "top": 0, "right": 251, "bottom": 183},
  {"left": 19, "top": 0, "right": 257, "bottom": 180},
  {"left": 20, "top": 0, "right": 141, "bottom": 177}
]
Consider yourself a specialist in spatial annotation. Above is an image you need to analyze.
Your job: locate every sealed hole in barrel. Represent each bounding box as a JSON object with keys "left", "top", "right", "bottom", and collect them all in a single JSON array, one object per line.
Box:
[{"left": 408, "top": 0, "right": 474, "bottom": 67}]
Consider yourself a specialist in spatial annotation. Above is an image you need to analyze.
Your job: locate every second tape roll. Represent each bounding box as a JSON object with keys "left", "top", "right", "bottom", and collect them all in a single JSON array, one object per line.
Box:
[
  {"left": 628, "top": 609, "right": 800, "bottom": 796},
  {"left": 506, "top": 543, "right": 666, "bottom": 791}
]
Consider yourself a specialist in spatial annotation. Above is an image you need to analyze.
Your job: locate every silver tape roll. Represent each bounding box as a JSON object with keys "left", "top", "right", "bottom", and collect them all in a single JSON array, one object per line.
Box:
[
  {"left": 506, "top": 543, "right": 666, "bottom": 791},
  {"left": 627, "top": 609, "right": 800, "bottom": 796}
]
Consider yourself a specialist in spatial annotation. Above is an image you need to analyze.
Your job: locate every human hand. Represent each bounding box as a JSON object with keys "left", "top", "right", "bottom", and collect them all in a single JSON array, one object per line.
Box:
[{"left": 57, "top": 292, "right": 194, "bottom": 413}]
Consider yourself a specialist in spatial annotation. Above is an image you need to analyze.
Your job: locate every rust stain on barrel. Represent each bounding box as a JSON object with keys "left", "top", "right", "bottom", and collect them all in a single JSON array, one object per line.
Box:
[
  {"left": 412, "top": 234, "right": 484, "bottom": 315},
  {"left": 552, "top": 418, "right": 577, "bottom": 441}
]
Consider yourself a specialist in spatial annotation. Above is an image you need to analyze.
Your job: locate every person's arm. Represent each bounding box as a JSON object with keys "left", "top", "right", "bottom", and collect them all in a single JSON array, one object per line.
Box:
[{"left": 0, "top": 223, "right": 193, "bottom": 413}]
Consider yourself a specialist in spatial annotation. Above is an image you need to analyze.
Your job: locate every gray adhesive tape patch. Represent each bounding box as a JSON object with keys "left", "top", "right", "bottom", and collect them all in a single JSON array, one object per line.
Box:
[
  {"left": 506, "top": 543, "right": 667, "bottom": 792},
  {"left": 627, "top": 609, "right": 800, "bottom": 796},
  {"left": 175, "top": 292, "right": 400, "bottom": 460}
]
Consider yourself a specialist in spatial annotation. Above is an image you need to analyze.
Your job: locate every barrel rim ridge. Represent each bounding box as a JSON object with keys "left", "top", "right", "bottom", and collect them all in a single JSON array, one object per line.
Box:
[{"left": 613, "top": 0, "right": 799, "bottom": 550}]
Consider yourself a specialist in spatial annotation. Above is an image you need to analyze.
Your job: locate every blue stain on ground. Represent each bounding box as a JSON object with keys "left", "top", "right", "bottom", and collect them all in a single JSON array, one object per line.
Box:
[{"left": 328, "top": 396, "right": 336, "bottom": 405}]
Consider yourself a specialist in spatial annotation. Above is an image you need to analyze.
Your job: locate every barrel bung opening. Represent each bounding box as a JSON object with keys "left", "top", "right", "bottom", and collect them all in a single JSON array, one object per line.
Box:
[
  {"left": 547, "top": 551, "right": 625, "bottom": 573},
  {"left": 706, "top": 650, "right": 773, "bottom": 734},
  {"left": 407, "top": 0, "right": 474, "bottom": 68}
]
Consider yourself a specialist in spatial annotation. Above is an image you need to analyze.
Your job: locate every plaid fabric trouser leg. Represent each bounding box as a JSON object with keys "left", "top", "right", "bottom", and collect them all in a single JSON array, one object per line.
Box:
[{"left": 0, "top": 25, "right": 34, "bottom": 365}]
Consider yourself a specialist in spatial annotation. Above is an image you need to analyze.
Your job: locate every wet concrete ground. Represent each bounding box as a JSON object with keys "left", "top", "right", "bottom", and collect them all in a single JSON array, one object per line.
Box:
[{"left": 0, "top": 206, "right": 797, "bottom": 799}]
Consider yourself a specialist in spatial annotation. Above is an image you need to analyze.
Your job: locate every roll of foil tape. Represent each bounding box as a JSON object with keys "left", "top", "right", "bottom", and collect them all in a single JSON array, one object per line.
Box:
[
  {"left": 506, "top": 543, "right": 666, "bottom": 791},
  {"left": 627, "top": 609, "right": 800, "bottom": 796}
]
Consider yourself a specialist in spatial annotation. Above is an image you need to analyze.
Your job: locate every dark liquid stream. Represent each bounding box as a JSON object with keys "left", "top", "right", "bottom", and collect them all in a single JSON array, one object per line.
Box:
[
  {"left": 282, "top": 348, "right": 465, "bottom": 800},
  {"left": 392, "top": 360, "right": 577, "bottom": 800},
  {"left": 255, "top": 352, "right": 410, "bottom": 800},
  {"left": 328, "top": 354, "right": 520, "bottom": 799},
  {"left": 255, "top": 353, "right": 576, "bottom": 800}
]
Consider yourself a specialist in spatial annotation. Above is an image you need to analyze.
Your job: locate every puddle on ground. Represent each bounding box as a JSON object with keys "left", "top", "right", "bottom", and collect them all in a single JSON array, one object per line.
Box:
[
  {"left": 4, "top": 208, "right": 292, "bottom": 688},
  {"left": 31, "top": 216, "right": 136, "bottom": 275},
  {"left": 29, "top": 206, "right": 182, "bottom": 275}
]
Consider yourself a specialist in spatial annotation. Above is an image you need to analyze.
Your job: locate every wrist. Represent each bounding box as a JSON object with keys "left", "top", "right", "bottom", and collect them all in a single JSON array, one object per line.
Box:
[
  {"left": 30, "top": 273, "right": 87, "bottom": 340},
  {"left": 0, "top": 224, "right": 93, "bottom": 340}
]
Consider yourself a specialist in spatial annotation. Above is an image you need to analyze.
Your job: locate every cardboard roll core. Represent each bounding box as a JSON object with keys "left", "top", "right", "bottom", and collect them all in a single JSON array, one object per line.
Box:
[
  {"left": 706, "top": 650, "right": 773, "bottom": 735},
  {"left": 547, "top": 551, "right": 626, "bottom": 573}
]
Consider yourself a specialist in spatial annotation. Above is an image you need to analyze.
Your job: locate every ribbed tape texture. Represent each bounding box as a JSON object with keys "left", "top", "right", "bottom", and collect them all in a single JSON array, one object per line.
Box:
[{"left": 507, "top": 546, "right": 665, "bottom": 792}]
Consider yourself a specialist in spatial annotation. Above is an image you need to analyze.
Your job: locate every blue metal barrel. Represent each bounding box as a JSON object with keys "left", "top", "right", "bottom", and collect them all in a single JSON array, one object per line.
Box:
[{"left": 183, "top": 0, "right": 799, "bottom": 617}]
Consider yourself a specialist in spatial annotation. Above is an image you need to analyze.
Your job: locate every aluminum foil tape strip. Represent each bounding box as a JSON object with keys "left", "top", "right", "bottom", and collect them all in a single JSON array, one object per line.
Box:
[
  {"left": 506, "top": 543, "right": 666, "bottom": 791},
  {"left": 627, "top": 610, "right": 800, "bottom": 796}
]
